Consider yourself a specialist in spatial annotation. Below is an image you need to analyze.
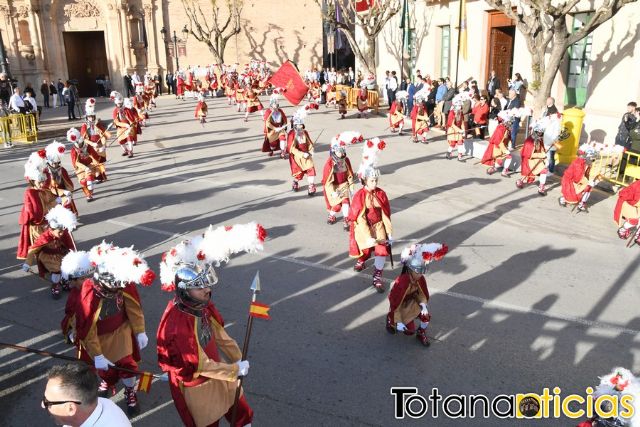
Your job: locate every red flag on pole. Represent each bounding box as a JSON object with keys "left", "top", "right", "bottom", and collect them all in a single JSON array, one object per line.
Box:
[{"left": 268, "top": 61, "right": 309, "bottom": 106}]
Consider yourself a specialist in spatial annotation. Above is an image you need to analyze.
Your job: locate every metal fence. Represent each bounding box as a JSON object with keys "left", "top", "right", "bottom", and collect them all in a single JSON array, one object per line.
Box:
[
  {"left": 591, "top": 149, "right": 640, "bottom": 188},
  {"left": 0, "top": 113, "right": 38, "bottom": 144}
]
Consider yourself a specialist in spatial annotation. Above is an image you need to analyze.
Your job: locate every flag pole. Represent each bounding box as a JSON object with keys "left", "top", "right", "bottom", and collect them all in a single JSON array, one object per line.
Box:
[
  {"left": 454, "top": 0, "right": 463, "bottom": 90},
  {"left": 399, "top": 0, "right": 408, "bottom": 80},
  {"left": 230, "top": 271, "right": 261, "bottom": 426}
]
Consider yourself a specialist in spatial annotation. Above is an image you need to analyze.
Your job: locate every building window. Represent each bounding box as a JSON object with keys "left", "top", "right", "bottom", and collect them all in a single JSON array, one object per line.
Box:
[
  {"left": 565, "top": 12, "right": 593, "bottom": 108},
  {"left": 440, "top": 25, "right": 450, "bottom": 78}
]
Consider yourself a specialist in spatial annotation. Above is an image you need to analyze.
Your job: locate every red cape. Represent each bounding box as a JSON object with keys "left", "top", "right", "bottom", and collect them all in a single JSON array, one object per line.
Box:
[
  {"left": 70, "top": 145, "right": 101, "bottom": 170},
  {"left": 481, "top": 123, "right": 509, "bottom": 166},
  {"left": 347, "top": 188, "right": 391, "bottom": 257},
  {"left": 388, "top": 273, "right": 430, "bottom": 324},
  {"left": 561, "top": 157, "right": 587, "bottom": 202},
  {"left": 614, "top": 178, "right": 640, "bottom": 223},
  {"left": 520, "top": 137, "right": 535, "bottom": 177},
  {"left": 321, "top": 157, "right": 354, "bottom": 210},
  {"left": 157, "top": 299, "right": 225, "bottom": 427},
  {"left": 286, "top": 130, "right": 313, "bottom": 175},
  {"left": 17, "top": 188, "right": 48, "bottom": 259},
  {"left": 61, "top": 287, "right": 81, "bottom": 338},
  {"left": 194, "top": 101, "right": 207, "bottom": 118}
]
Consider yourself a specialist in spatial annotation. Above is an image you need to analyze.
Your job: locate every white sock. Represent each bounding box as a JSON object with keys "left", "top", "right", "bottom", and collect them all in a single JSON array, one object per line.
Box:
[
  {"left": 623, "top": 221, "right": 633, "bottom": 229},
  {"left": 420, "top": 321, "right": 429, "bottom": 329},
  {"left": 51, "top": 273, "right": 61, "bottom": 283},
  {"left": 328, "top": 211, "right": 336, "bottom": 218},
  {"left": 374, "top": 256, "right": 385, "bottom": 270},
  {"left": 581, "top": 191, "right": 591, "bottom": 204},
  {"left": 127, "top": 141, "right": 133, "bottom": 153},
  {"left": 87, "top": 181, "right": 94, "bottom": 191},
  {"left": 307, "top": 176, "right": 314, "bottom": 185},
  {"left": 341, "top": 203, "right": 350, "bottom": 218},
  {"left": 447, "top": 146, "right": 453, "bottom": 153},
  {"left": 539, "top": 174, "right": 547, "bottom": 186},
  {"left": 503, "top": 157, "right": 512, "bottom": 171},
  {"left": 457, "top": 144, "right": 465, "bottom": 155},
  {"left": 279, "top": 139, "right": 286, "bottom": 151}
]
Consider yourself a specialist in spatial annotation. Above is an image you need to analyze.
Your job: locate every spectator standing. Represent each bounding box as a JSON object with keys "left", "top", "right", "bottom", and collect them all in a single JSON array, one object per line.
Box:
[
  {"left": 24, "top": 83, "right": 36, "bottom": 104},
  {"left": 0, "top": 72, "right": 11, "bottom": 106},
  {"left": 471, "top": 94, "right": 489, "bottom": 139},
  {"left": 57, "top": 79, "right": 66, "bottom": 106},
  {"left": 62, "top": 81, "right": 78, "bottom": 120},
  {"left": 434, "top": 78, "right": 447, "bottom": 127},
  {"left": 40, "top": 80, "right": 50, "bottom": 108},
  {"left": 615, "top": 102, "right": 638, "bottom": 149},
  {"left": 154, "top": 73, "right": 162, "bottom": 95},
  {"left": 1, "top": 99, "right": 13, "bottom": 148},
  {"left": 42, "top": 364, "right": 131, "bottom": 427},
  {"left": 441, "top": 81, "right": 456, "bottom": 127},
  {"left": 495, "top": 89, "right": 508, "bottom": 110},
  {"left": 505, "top": 89, "right": 522, "bottom": 149},
  {"left": 542, "top": 96, "right": 559, "bottom": 117},
  {"left": 486, "top": 70, "right": 500, "bottom": 99},
  {"left": 406, "top": 78, "right": 416, "bottom": 113},
  {"left": 388, "top": 71, "right": 398, "bottom": 108},
  {"left": 9, "top": 87, "right": 26, "bottom": 113},
  {"left": 383, "top": 70, "right": 390, "bottom": 104},
  {"left": 49, "top": 81, "right": 58, "bottom": 107},
  {"left": 104, "top": 76, "right": 112, "bottom": 94},
  {"left": 348, "top": 67, "right": 354, "bottom": 86},
  {"left": 123, "top": 73, "right": 132, "bottom": 97},
  {"left": 508, "top": 73, "right": 526, "bottom": 104},
  {"left": 427, "top": 80, "right": 438, "bottom": 127}
]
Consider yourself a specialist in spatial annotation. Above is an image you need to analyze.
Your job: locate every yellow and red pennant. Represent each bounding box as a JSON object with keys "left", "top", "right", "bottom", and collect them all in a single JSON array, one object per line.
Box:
[
  {"left": 137, "top": 371, "right": 153, "bottom": 393},
  {"left": 249, "top": 301, "right": 271, "bottom": 320}
]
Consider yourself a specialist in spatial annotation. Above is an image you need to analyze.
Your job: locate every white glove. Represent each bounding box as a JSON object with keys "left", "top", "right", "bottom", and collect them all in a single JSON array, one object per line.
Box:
[
  {"left": 136, "top": 332, "right": 148, "bottom": 350},
  {"left": 21, "top": 263, "right": 30, "bottom": 272},
  {"left": 303, "top": 152, "right": 310, "bottom": 159},
  {"left": 588, "top": 180, "right": 596, "bottom": 187},
  {"left": 68, "top": 331, "right": 75, "bottom": 343},
  {"left": 55, "top": 197, "right": 63, "bottom": 204},
  {"left": 236, "top": 360, "right": 250, "bottom": 377},
  {"left": 387, "top": 235, "right": 394, "bottom": 245},
  {"left": 84, "top": 167, "right": 91, "bottom": 173},
  {"left": 420, "top": 303, "right": 429, "bottom": 316},
  {"left": 396, "top": 322, "right": 407, "bottom": 332},
  {"left": 94, "top": 354, "right": 114, "bottom": 371},
  {"left": 63, "top": 190, "right": 72, "bottom": 197},
  {"left": 330, "top": 191, "right": 338, "bottom": 199}
]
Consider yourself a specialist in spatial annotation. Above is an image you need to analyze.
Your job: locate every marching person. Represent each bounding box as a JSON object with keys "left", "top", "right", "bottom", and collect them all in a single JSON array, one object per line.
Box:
[
  {"left": 67, "top": 128, "right": 105, "bottom": 202},
  {"left": 262, "top": 94, "right": 288, "bottom": 158},
  {"left": 337, "top": 89, "right": 348, "bottom": 119},
  {"left": 614, "top": 179, "right": 640, "bottom": 245},
  {"left": 387, "top": 242, "right": 448, "bottom": 346},
  {"left": 60, "top": 250, "right": 94, "bottom": 345},
  {"left": 44, "top": 141, "right": 79, "bottom": 216},
  {"left": 22, "top": 205, "right": 77, "bottom": 299},
  {"left": 516, "top": 122, "right": 549, "bottom": 196},
  {"left": 17, "top": 151, "right": 59, "bottom": 263},
  {"left": 356, "top": 83, "right": 369, "bottom": 119},
  {"left": 481, "top": 111, "right": 513, "bottom": 176},
  {"left": 157, "top": 223, "right": 267, "bottom": 427},
  {"left": 410, "top": 95, "right": 430, "bottom": 144},
  {"left": 445, "top": 97, "right": 466, "bottom": 161},
  {"left": 244, "top": 82, "right": 263, "bottom": 122},
  {"left": 80, "top": 98, "right": 110, "bottom": 166},
  {"left": 388, "top": 91, "right": 406, "bottom": 135},
  {"left": 110, "top": 92, "right": 137, "bottom": 158},
  {"left": 348, "top": 138, "right": 392, "bottom": 293},
  {"left": 558, "top": 144, "right": 603, "bottom": 212},
  {"left": 322, "top": 133, "right": 359, "bottom": 230},
  {"left": 194, "top": 93, "right": 208, "bottom": 126},
  {"left": 74, "top": 242, "right": 155, "bottom": 416},
  {"left": 287, "top": 109, "right": 317, "bottom": 195}
]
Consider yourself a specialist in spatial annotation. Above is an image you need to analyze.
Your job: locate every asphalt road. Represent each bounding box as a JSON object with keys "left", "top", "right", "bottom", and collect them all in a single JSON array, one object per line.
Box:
[{"left": 0, "top": 94, "right": 638, "bottom": 427}]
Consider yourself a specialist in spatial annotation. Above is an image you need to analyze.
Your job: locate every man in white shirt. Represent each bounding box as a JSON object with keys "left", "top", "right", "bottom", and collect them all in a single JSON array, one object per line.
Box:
[
  {"left": 130, "top": 71, "right": 141, "bottom": 91},
  {"left": 9, "top": 87, "right": 26, "bottom": 113},
  {"left": 42, "top": 364, "right": 131, "bottom": 427}
]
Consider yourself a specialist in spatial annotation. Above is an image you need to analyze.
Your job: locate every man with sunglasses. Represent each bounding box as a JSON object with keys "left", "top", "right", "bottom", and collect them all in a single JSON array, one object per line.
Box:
[{"left": 43, "top": 363, "right": 130, "bottom": 426}]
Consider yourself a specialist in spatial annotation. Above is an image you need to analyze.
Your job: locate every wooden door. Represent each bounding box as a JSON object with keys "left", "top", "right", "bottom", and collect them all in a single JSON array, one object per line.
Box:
[
  {"left": 489, "top": 27, "right": 514, "bottom": 91},
  {"left": 63, "top": 31, "right": 109, "bottom": 97}
]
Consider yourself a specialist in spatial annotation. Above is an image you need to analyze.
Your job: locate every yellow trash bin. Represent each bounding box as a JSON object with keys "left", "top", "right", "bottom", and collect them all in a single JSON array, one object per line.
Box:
[{"left": 557, "top": 107, "right": 585, "bottom": 165}]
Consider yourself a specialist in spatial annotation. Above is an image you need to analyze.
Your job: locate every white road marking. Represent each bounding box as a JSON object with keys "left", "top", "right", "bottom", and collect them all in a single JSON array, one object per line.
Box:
[{"left": 96, "top": 219, "right": 640, "bottom": 337}]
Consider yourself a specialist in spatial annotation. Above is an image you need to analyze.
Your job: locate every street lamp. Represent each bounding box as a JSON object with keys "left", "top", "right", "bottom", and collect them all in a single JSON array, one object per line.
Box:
[{"left": 160, "top": 26, "right": 189, "bottom": 72}]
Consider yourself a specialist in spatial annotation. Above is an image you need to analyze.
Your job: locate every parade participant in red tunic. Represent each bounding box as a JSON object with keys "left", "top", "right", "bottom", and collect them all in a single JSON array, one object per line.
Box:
[
  {"left": 194, "top": 93, "right": 208, "bottom": 126},
  {"left": 80, "top": 98, "right": 110, "bottom": 166},
  {"left": 614, "top": 179, "right": 640, "bottom": 244},
  {"left": 235, "top": 78, "right": 247, "bottom": 112},
  {"left": 481, "top": 111, "right": 513, "bottom": 177},
  {"left": 17, "top": 151, "right": 59, "bottom": 262},
  {"left": 225, "top": 73, "right": 237, "bottom": 105},
  {"left": 322, "top": 132, "right": 361, "bottom": 229},
  {"left": 388, "top": 91, "right": 406, "bottom": 135},
  {"left": 337, "top": 89, "right": 348, "bottom": 119},
  {"left": 157, "top": 223, "right": 266, "bottom": 427},
  {"left": 446, "top": 95, "right": 467, "bottom": 161},
  {"left": 110, "top": 92, "right": 137, "bottom": 158},
  {"left": 410, "top": 93, "right": 430, "bottom": 144},
  {"left": 348, "top": 138, "right": 392, "bottom": 293},
  {"left": 517, "top": 120, "right": 550, "bottom": 196},
  {"left": 43, "top": 141, "right": 79, "bottom": 215},
  {"left": 287, "top": 108, "right": 316, "bottom": 195},
  {"left": 209, "top": 69, "right": 219, "bottom": 94},
  {"left": 244, "top": 82, "right": 263, "bottom": 122},
  {"left": 133, "top": 84, "right": 148, "bottom": 126},
  {"left": 67, "top": 128, "right": 105, "bottom": 201},
  {"left": 262, "top": 94, "right": 287, "bottom": 158},
  {"left": 60, "top": 250, "right": 94, "bottom": 344},
  {"left": 357, "top": 83, "right": 369, "bottom": 118},
  {"left": 387, "top": 242, "right": 448, "bottom": 346},
  {"left": 22, "top": 205, "right": 77, "bottom": 299},
  {"left": 559, "top": 144, "right": 603, "bottom": 212},
  {"left": 75, "top": 242, "right": 154, "bottom": 416}
]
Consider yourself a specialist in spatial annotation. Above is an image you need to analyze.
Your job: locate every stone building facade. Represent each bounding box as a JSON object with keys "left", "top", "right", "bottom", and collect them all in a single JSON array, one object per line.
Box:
[{"left": 0, "top": 0, "right": 323, "bottom": 96}]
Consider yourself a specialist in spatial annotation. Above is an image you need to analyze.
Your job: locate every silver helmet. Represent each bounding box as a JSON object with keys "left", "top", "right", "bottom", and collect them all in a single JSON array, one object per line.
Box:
[{"left": 175, "top": 263, "right": 218, "bottom": 289}]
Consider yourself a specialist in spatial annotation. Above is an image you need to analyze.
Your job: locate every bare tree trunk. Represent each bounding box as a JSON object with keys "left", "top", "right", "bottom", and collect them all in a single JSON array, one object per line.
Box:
[{"left": 532, "top": 41, "right": 567, "bottom": 114}]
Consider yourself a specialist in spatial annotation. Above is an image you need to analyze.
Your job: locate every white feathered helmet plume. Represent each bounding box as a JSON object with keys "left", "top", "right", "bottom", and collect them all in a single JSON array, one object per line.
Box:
[
  {"left": 400, "top": 242, "right": 449, "bottom": 274},
  {"left": 123, "top": 97, "right": 134, "bottom": 109},
  {"left": 159, "top": 222, "right": 267, "bottom": 292},
  {"left": 45, "top": 141, "right": 66, "bottom": 166},
  {"left": 24, "top": 150, "right": 48, "bottom": 182},
  {"left": 591, "top": 367, "right": 640, "bottom": 426},
  {"left": 46, "top": 205, "right": 77, "bottom": 231},
  {"left": 109, "top": 91, "right": 122, "bottom": 103},
  {"left": 84, "top": 98, "right": 96, "bottom": 117},
  {"left": 330, "top": 131, "right": 364, "bottom": 159},
  {"left": 66, "top": 127, "right": 83, "bottom": 148},
  {"left": 91, "top": 243, "right": 155, "bottom": 288},
  {"left": 395, "top": 90, "right": 408, "bottom": 102},
  {"left": 358, "top": 137, "right": 387, "bottom": 180},
  {"left": 269, "top": 93, "right": 280, "bottom": 108},
  {"left": 578, "top": 143, "right": 598, "bottom": 162},
  {"left": 61, "top": 250, "right": 94, "bottom": 281},
  {"left": 292, "top": 107, "right": 307, "bottom": 128}
]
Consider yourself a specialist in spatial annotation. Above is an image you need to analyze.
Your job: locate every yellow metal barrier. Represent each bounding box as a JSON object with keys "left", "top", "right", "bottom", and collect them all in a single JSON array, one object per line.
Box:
[
  {"left": 342, "top": 87, "right": 380, "bottom": 114},
  {"left": 590, "top": 148, "right": 640, "bottom": 187},
  {"left": 0, "top": 113, "right": 38, "bottom": 144}
]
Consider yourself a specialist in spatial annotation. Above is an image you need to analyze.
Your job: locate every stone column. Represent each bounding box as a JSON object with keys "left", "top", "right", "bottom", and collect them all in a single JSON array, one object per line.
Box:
[
  {"left": 118, "top": 0, "right": 134, "bottom": 73},
  {"left": 143, "top": 0, "right": 160, "bottom": 75}
]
